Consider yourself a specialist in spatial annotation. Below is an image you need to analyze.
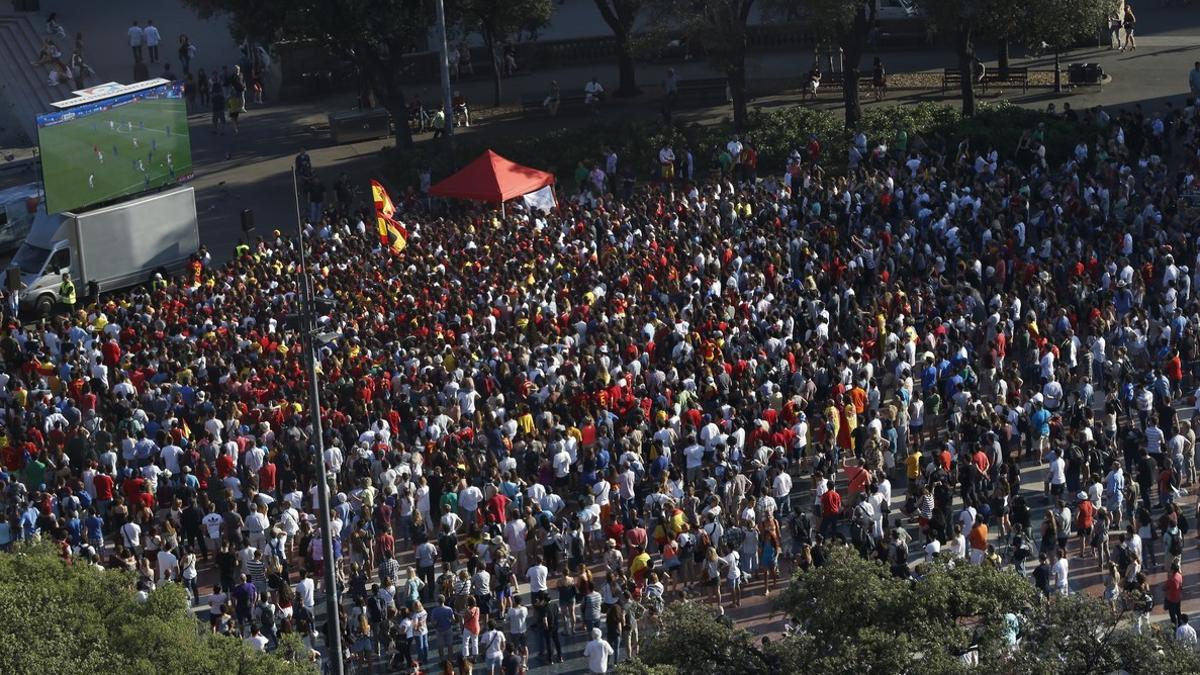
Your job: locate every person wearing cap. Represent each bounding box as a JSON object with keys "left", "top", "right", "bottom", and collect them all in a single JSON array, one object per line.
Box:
[
  {"left": 584, "top": 626, "right": 614, "bottom": 673},
  {"left": 1074, "top": 491, "right": 1095, "bottom": 559}
]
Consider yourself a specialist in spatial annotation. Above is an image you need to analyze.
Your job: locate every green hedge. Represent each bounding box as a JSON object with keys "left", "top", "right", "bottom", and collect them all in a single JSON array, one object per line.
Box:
[{"left": 388, "top": 102, "right": 1090, "bottom": 190}]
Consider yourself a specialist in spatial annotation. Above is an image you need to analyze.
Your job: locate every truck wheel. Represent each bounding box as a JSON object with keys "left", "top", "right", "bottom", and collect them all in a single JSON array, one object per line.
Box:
[{"left": 35, "top": 294, "right": 54, "bottom": 317}]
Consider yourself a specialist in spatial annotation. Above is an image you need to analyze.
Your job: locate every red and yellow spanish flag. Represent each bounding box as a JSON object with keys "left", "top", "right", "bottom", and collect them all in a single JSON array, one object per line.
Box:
[{"left": 370, "top": 179, "right": 407, "bottom": 254}]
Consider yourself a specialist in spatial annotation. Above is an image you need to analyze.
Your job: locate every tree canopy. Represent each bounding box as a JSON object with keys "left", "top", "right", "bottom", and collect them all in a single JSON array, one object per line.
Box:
[
  {"left": 622, "top": 546, "right": 1200, "bottom": 674},
  {"left": 0, "top": 544, "right": 314, "bottom": 675}
]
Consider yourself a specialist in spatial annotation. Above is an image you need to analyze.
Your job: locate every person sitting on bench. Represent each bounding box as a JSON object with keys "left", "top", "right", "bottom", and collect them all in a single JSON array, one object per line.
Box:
[
  {"left": 584, "top": 77, "right": 605, "bottom": 113},
  {"left": 803, "top": 63, "right": 823, "bottom": 100},
  {"left": 452, "top": 91, "right": 470, "bottom": 127}
]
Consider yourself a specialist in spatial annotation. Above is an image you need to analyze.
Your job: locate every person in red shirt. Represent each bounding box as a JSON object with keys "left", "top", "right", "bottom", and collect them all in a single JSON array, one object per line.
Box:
[
  {"left": 1164, "top": 562, "right": 1185, "bottom": 626},
  {"left": 216, "top": 450, "right": 235, "bottom": 479},
  {"left": 93, "top": 469, "right": 114, "bottom": 510},
  {"left": 820, "top": 486, "right": 842, "bottom": 539},
  {"left": 1075, "top": 494, "right": 1095, "bottom": 558},
  {"left": 258, "top": 459, "right": 277, "bottom": 494},
  {"left": 485, "top": 491, "right": 510, "bottom": 526},
  {"left": 122, "top": 474, "right": 145, "bottom": 504},
  {"left": 844, "top": 461, "right": 871, "bottom": 499},
  {"left": 375, "top": 526, "right": 396, "bottom": 561}
]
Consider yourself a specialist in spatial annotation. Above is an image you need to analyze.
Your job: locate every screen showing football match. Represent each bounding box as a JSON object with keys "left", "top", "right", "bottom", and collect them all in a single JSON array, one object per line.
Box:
[{"left": 36, "top": 81, "right": 193, "bottom": 214}]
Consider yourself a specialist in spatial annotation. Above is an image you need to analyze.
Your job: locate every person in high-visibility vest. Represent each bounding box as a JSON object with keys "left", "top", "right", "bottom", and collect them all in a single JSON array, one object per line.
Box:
[{"left": 58, "top": 272, "right": 76, "bottom": 314}]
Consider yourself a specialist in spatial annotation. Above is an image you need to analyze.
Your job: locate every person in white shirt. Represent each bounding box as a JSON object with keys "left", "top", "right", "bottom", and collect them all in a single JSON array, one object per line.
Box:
[
  {"left": 295, "top": 570, "right": 316, "bottom": 612},
  {"left": 459, "top": 483, "right": 483, "bottom": 519},
  {"left": 127, "top": 20, "right": 144, "bottom": 62},
  {"left": 121, "top": 520, "right": 142, "bottom": 556},
  {"left": 156, "top": 546, "right": 179, "bottom": 582},
  {"left": 481, "top": 624, "right": 506, "bottom": 672},
  {"left": 1176, "top": 614, "right": 1198, "bottom": 645},
  {"left": 1051, "top": 548, "right": 1070, "bottom": 595},
  {"left": 924, "top": 538, "right": 942, "bottom": 562},
  {"left": 584, "top": 77, "right": 605, "bottom": 110},
  {"left": 773, "top": 469, "right": 793, "bottom": 517},
  {"left": 527, "top": 559, "right": 549, "bottom": 598},
  {"left": 504, "top": 516, "right": 529, "bottom": 574},
  {"left": 553, "top": 446, "right": 572, "bottom": 480},
  {"left": 584, "top": 627, "right": 615, "bottom": 673},
  {"left": 201, "top": 507, "right": 224, "bottom": 550},
  {"left": 658, "top": 146, "right": 676, "bottom": 180},
  {"left": 507, "top": 596, "right": 530, "bottom": 665},
  {"left": 246, "top": 626, "right": 269, "bottom": 651},
  {"left": 245, "top": 506, "right": 271, "bottom": 550}
]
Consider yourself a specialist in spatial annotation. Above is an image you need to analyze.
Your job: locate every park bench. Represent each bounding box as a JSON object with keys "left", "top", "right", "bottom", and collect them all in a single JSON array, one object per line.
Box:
[
  {"left": 942, "top": 67, "right": 962, "bottom": 94},
  {"left": 676, "top": 77, "right": 729, "bottom": 105},
  {"left": 820, "top": 72, "right": 875, "bottom": 93},
  {"left": 982, "top": 66, "right": 1029, "bottom": 93},
  {"left": 521, "top": 91, "right": 589, "bottom": 117}
]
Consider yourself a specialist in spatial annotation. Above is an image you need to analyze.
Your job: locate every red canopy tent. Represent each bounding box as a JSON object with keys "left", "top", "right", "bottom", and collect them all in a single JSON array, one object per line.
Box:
[{"left": 429, "top": 149, "right": 555, "bottom": 203}]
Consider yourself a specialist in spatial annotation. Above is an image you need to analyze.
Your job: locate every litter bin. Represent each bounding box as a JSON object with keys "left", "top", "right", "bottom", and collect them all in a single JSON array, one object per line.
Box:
[
  {"left": 1067, "top": 63, "right": 1103, "bottom": 85},
  {"left": 328, "top": 108, "right": 390, "bottom": 144}
]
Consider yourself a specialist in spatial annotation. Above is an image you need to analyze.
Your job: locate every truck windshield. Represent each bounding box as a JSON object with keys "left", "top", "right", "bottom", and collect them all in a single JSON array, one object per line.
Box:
[{"left": 12, "top": 244, "right": 50, "bottom": 275}]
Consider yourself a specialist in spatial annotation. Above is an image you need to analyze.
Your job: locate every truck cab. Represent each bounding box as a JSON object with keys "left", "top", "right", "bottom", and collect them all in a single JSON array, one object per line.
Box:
[{"left": 11, "top": 208, "right": 70, "bottom": 315}]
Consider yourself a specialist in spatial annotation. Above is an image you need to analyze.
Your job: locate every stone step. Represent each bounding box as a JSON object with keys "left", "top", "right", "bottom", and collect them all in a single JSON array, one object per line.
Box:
[{"left": 0, "top": 21, "right": 53, "bottom": 143}]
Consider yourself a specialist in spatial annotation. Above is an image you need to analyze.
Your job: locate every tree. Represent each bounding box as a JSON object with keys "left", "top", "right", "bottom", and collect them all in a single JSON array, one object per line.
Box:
[
  {"left": 773, "top": 547, "right": 1039, "bottom": 669},
  {"left": 1012, "top": 593, "right": 1200, "bottom": 674},
  {"left": 183, "top": 0, "right": 433, "bottom": 148},
  {"left": 0, "top": 543, "right": 313, "bottom": 674},
  {"left": 986, "top": 2, "right": 1023, "bottom": 78},
  {"left": 178, "top": 0, "right": 288, "bottom": 46},
  {"left": 616, "top": 602, "right": 776, "bottom": 675},
  {"left": 647, "top": 0, "right": 755, "bottom": 129},
  {"left": 919, "top": 0, "right": 990, "bottom": 117},
  {"left": 457, "top": 0, "right": 553, "bottom": 106},
  {"left": 772, "top": 0, "right": 876, "bottom": 128},
  {"left": 594, "top": 1, "right": 645, "bottom": 97},
  {"left": 1025, "top": 0, "right": 1116, "bottom": 92}
]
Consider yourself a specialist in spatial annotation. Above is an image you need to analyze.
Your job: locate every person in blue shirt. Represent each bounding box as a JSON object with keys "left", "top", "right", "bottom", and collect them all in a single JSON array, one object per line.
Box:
[
  {"left": 649, "top": 444, "right": 670, "bottom": 481},
  {"left": 921, "top": 357, "right": 938, "bottom": 394},
  {"left": 19, "top": 504, "right": 40, "bottom": 541},
  {"left": 84, "top": 509, "right": 104, "bottom": 548},
  {"left": 428, "top": 594, "right": 458, "bottom": 664},
  {"left": 0, "top": 510, "right": 13, "bottom": 551},
  {"left": 65, "top": 513, "right": 83, "bottom": 547},
  {"left": 1030, "top": 398, "right": 1052, "bottom": 457}
]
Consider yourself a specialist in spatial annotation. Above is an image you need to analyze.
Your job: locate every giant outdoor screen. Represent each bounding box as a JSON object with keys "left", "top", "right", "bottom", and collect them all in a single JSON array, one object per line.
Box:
[{"left": 36, "top": 81, "right": 193, "bottom": 214}]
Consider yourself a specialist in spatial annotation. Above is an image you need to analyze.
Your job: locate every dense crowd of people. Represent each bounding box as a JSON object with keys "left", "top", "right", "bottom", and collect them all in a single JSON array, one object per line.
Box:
[{"left": 3, "top": 89, "right": 1200, "bottom": 674}]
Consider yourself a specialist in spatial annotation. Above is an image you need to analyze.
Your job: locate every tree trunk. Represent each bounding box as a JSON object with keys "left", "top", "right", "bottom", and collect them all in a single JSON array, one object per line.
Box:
[
  {"left": 839, "top": 5, "right": 872, "bottom": 129},
  {"left": 729, "top": 60, "right": 748, "bottom": 129},
  {"left": 387, "top": 86, "right": 413, "bottom": 149},
  {"left": 998, "top": 37, "right": 1010, "bottom": 79},
  {"left": 843, "top": 65, "right": 862, "bottom": 129},
  {"left": 491, "top": 52, "right": 503, "bottom": 107},
  {"left": 957, "top": 27, "right": 975, "bottom": 117},
  {"left": 1054, "top": 47, "right": 1062, "bottom": 93},
  {"left": 615, "top": 32, "right": 640, "bottom": 96}
]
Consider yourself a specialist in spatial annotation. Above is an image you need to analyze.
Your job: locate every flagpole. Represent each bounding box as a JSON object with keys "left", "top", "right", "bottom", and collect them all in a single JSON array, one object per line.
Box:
[
  {"left": 435, "top": 0, "right": 455, "bottom": 161},
  {"left": 291, "top": 167, "right": 345, "bottom": 675}
]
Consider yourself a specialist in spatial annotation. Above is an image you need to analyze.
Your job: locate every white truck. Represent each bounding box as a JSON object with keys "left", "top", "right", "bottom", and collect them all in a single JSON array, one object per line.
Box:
[{"left": 10, "top": 187, "right": 200, "bottom": 315}]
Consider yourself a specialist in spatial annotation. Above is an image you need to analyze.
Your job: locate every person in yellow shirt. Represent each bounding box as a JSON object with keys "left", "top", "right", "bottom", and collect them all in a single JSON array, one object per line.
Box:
[
  {"left": 824, "top": 400, "right": 841, "bottom": 449},
  {"left": 516, "top": 404, "right": 534, "bottom": 436},
  {"left": 906, "top": 449, "right": 923, "bottom": 488},
  {"left": 629, "top": 545, "right": 651, "bottom": 581}
]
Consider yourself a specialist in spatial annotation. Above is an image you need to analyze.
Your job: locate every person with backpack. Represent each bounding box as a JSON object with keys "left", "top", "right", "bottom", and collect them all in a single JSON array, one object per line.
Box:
[{"left": 1163, "top": 516, "right": 1184, "bottom": 569}]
